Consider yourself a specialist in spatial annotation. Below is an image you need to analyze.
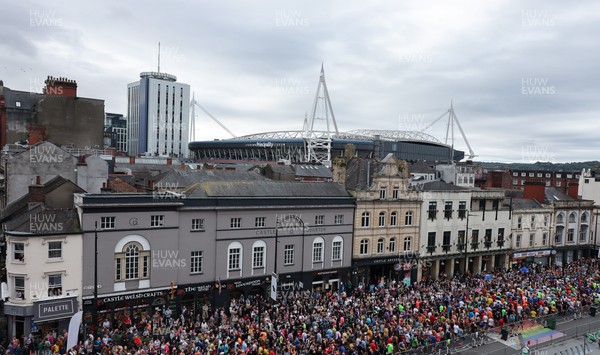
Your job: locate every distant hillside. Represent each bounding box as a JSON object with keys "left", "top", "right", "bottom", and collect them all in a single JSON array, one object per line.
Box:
[{"left": 477, "top": 161, "right": 600, "bottom": 171}]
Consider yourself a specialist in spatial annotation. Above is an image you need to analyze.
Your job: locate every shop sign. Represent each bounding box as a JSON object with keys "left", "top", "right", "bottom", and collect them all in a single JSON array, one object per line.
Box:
[
  {"left": 182, "top": 284, "right": 213, "bottom": 293},
  {"left": 233, "top": 279, "right": 262, "bottom": 288},
  {"left": 513, "top": 250, "right": 551, "bottom": 259},
  {"left": 34, "top": 297, "right": 77, "bottom": 322}
]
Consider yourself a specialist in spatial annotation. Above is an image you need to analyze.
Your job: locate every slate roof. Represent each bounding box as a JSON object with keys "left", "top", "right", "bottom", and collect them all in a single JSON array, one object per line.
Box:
[
  {"left": 294, "top": 165, "right": 332, "bottom": 178},
  {"left": 545, "top": 187, "right": 573, "bottom": 202},
  {"left": 4, "top": 205, "right": 81, "bottom": 235},
  {"left": 512, "top": 198, "right": 545, "bottom": 210},
  {"left": 418, "top": 180, "right": 468, "bottom": 192},
  {"left": 185, "top": 180, "right": 351, "bottom": 198}
]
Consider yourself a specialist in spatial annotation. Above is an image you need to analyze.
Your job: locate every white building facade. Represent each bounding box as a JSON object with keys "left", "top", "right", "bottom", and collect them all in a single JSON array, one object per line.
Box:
[{"left": 128, "top": 72, "right": 191, "bottom": 158}]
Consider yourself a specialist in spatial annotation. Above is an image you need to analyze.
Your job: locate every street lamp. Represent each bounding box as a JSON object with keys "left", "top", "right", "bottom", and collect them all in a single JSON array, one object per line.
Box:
[
  {"left": 93, "top": 221, "right": 98, "bottom": 338},
  {"left": 463, "top": 210, "right": 477, "bottom": 274}
]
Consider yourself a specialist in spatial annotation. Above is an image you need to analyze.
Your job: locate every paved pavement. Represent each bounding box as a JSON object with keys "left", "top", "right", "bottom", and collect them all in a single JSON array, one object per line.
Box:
[{"left": 453, "top": 313, "right": 600, "bottom": 355}]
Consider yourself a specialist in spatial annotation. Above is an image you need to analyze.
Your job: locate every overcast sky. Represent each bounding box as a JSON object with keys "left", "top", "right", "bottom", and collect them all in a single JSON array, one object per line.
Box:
[{"left": 1, "top": 0, "right": 599, "bottom": 163}]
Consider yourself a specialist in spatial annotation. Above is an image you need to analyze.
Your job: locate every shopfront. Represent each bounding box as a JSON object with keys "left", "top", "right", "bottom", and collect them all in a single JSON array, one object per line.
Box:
[
  {"left": 352, "top": 256, "right": 417, "bottom": 288},
  {"left": 513, "top": 249, "right": 551, "bottom": 267},
  {"left": 32, "top": 297, "right": 78, "bottom": 337}
]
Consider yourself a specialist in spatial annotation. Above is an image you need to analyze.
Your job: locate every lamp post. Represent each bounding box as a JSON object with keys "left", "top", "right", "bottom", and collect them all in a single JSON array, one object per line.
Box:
[{"left": 93, "top": 221, "right": 98, "bottom": 338}]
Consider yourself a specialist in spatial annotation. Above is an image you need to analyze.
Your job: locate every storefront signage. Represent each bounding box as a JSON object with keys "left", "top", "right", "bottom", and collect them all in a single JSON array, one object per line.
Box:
[
  {"left": 316, "top": 270, "right": 338, "bottom": 276},
  {"left": 513, "top": 250, "right": 551, "bottom": 259},
  {"left": 233, "top": 279, "right": 262, "bottom": 288},
  {"left": 34, "top": 297, "right": 77, "bottom": 322},
  {"left": 354, "top": 255, "right": 418, "bottom": 267},
  {"left": 100, "top": 290, "right": 166, "bottom": 304},
  {"left": 182, "top": 284, "right": 213, "bottom": 293}
]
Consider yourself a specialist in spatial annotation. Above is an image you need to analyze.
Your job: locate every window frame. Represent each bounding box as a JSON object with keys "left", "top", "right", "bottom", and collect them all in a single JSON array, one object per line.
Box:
[
  {"left": 48, "top": 241, "right": 62, "bottom": 259},
  {"left": 150, "top": 215, "right": 165, "bottom": 227},
  {"left": 190, "top": 251, "right": 203, "bottom": 274}
]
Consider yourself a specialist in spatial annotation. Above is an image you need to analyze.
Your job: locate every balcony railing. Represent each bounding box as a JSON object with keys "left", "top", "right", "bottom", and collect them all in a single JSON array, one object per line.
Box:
[
  {"left": 457, "top": 243, "right": 466, "bottom": 252},
  {"left": 442, "top": 244, "right": 452, "bottom": 252},
  {"left": 426, "top": 245, "right": 436, "bottom": 253},
  {"left": 497, "top": 240, "right": 505, "bottom": 247},
  {"left": 484, "top": 240, "right": 492, "bottom": 248},
  {"left": 470, "top": 242, "right": 479, "bottom": 250}
]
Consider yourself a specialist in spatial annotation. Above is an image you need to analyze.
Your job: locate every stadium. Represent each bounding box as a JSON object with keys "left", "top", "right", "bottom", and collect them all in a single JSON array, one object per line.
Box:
[{"left": 188, "top": 67, "right": 469, "bottom": 165}]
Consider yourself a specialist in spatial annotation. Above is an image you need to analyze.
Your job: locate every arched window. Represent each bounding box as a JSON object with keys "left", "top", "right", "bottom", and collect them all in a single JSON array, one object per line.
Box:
[
  {"left": 581, "top": 213, "right": 588, "bottom": 223},
  {"left": 405, "top": 211, "right": 413, "bottom": 226},
  {"left": 377, "top": 238, "right": 385, "bottom": 253},
  {"left": 252, "top": 240, "right": 266, "bottom": 269},
  {"left": 389, "top": 237, "right": 397, "bottom": 253},
  {"left": 403, "top": 237, "right": 412, "bottom": 251},
  {"left": 227, "top": 241, "right": 243, "bottom": 275},
  {"left": 312, "top": 237, "right": 324, "bottom": 263},
  {"left": 556, "top": 213, "right": 564, "bottom": 224},
  {"left": 114, "top": 235, "right": 151, "bottom": 282},
  {"left": 390, "top": 212, "right": 398, "bottom": 227},
  {"left": 332, "top": 236, "right": 343, "bottom": 262},
  {"left": 569, "top": 212, "right": 576, "bottom": 223},
  {"left": 378, "top": 212, "right": 386, "bottom": 227},
  {"left": 361, "top": 212, "right": 371, "bottom": 227},
  {"left": 359, "top": 239, "right": 369, "bottom": 255}
]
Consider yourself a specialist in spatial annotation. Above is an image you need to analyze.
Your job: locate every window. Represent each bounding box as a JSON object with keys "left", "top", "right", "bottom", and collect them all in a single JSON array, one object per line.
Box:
[
  {"left": 567, "top": 228, "right": 574, "bottom": 243},
  {"left": 567, "top": 174, "right": 572, "bottom": 179},
  {"left": 521, "top": 172, "right": 526, "bottom": 177},
  {"left": 390, "top": 212, "right": 398, "bottom": 226},
  {"left": 315, "top": 215, "right": 324, "bottom": 226},
  {"left": 190, "top": 251, "right": 203, "bottom": 273},
  {"left": 542, "top": 233, "right": 547, "bottom": 246},
  {"left": 151, "top": 215, "right": 164, "bottom": 227},
  {"left": 377, "top": 238, "right": 385, "bottom": 254},
  {"left": 114, "top": 239, "right": 150, "bottom": 281},
  {"left": 556, "top": 181, "right": 562, "bottom": 187},
  {"left": 48, "top": 241, "right": 62, "bottom": 259},
  {"left": 255, "top": 217, "right": 266, "bottom": 228},
  {"left": 334, "top": 214, "right": 344, "bottom": 225},
  {"left": 556, "top": 173, "right": 562, "bottom": 178},
  {"left": 405, "top": 211, "right": 413, "bottom": 226},
  {"left": 545, "top": 173, "right": 551, "bottom": 178},
  {"left": 471, "top": 230, "right": 479, "bottom": 249},
  {"left": 458, "top": 230, "right": 466, "bottom": 250},
  {"left": 312, "top": 238, "right": 324, "bottom": 263},
  {"left": 192, "top": 218, "right": 205, "bottom": 231},
  {"left": 392, "top": 187, "right": 399, "bottom": 200},
  {"left": 427, "top": 232, "right": 436, "bottom": 253},
  {"left": 359, "top": 239, "right": 369, "bottom": 255},
  {"left": 14, "top": 276, "right": 25, "bottom": 300},
  {"left": 230, "top": 217, "right": 242, "bottom": 229},
  {"left": 458, "top": 201, "right": 467, "bottom": 219},
  {"left": 529, "top": 172, "right": 534, "bottom": 177},
  {"left": 332, "top": 237, "right": 343, "bottom": 261},
  {"left": 428, "top": 202, "right": 437, "bottom": 220},
  {"left": 569, "top": 213, "right": 576, "bottom": 223},
  {"left": 478, "top": 200, "right": 485, "bottom": 211},
  {"left": 513, "top": 172, "right": 518, "bottom": 177},
  {"left": 530, "top": 215, "right": 535, "bottom": 228},
  {"left": 403, "top": 236, "right": 412, "bottom": 251},
  {"left": 13, "top": 242, "right": 24, "bottom": 262},
  {"left": 125, "top": 244, "right": 140, "bottom": 279},
  {"left": 581, "top": 213, "right": 588, "bottom": 223},
  {"left": 15, "top": 101, "right": 21, "bottom": 108},
  {"left": 228, "top": 245, "right": 241, "bottom": 271},
  {"left": 101, "top": 216, "right": 115, "bottom": 229},
  {"left": 485, "top": 229, "right": 492, "bottom": 247},
  {"left": 537, "top": 173, "right": 542, "bottom": 177},
  {"left": 580, "top": 226, "right": 588, "bottom": 241},
  {"left": 284, "top": 245, "right": 295, "bottom": 265},
  {"left": 252, "top": 242, "right": 265, "bottom": 268},
  {"left": 442, "top": 231, "right": 451, "bottom": 251},
  {"left": 389, "top": 237, "right": 396, "bottom": 253},
  {"left": 529, "top": 234, "right": 534, "bottom": 247},
  {"left": 517, "top": 217, "right": 522, "bottom": 229},
  {"left": 516, "top": 234, "right": 521, "bottom": 248},
  {"left": 546, "top": 181, "right": 551, "bottom": 187},
  {"left": 379, "top": 187, "right": 387, "bottom": 200},
  {"left": 444, "top": 201, "right": 453, "bottom": 219},
  {"left": 513, "top": 179, "right": 518, "bottom": 185},
  {"left": 555, "top": 226, "right": 564, "bottom": 244},
  {"left": 544, "top": 216, "right": 548, "bottom": 227},
  {"left": 378, "top": 212, "right": 386, "bottom": 227},
  {"left": 361, "top": 212, "right": 371, "bottom": 227},
  {"left": 48, "top": 274, "right": 62, "bottom": 296},
  {"left": 556, "top": 213, "right": 564, "bottom": 224}
]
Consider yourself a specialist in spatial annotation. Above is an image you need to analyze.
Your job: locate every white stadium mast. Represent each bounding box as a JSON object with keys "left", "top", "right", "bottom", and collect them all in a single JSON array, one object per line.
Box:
[
  {"left": 303, "top": 64, "right": 339, "bottom": 167},
  {"left": 420, "top": 102, "right": 476, "bottom": 160},
  {"left": 190, "top": 92, "right": 236, "bottom": 142}
]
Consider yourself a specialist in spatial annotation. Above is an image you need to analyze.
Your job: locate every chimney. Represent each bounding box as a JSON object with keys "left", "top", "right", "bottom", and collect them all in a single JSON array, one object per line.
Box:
[
  {"left": 180, "top": 163, "right": 185, "bottom": 170},
  {"left": 28, "top": 176, "right": 45, "bottom": 203},
  {"left": 101, "top": 180, "right": 112, "bottom": 193},
  {"left": 148, "top": 180, "right": 155, "bottom": 189},
  {"left": 166, "top": 158, "right": 172, "bottom": 166},
  {"left": 568, "top": 182, "right": 579, "bottom": 199},
  {"left": 28, "top": 125, "right": 46, "bottom": 145},
  {"left": 129, "top": 156, "right": 135, "bottom": 164},
  {"left": 523, "top": 181, "right": 546, "bottom": 204},
  {"left": 44, "top": 75, "right": 77, "bottom": 97}
]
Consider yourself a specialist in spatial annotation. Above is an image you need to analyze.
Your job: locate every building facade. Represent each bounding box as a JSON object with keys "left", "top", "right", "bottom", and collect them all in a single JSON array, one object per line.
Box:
[
  {"left": 127, "top": 72, "right": 190, "bottom": 158},
  {"left": 74, "top": 181, "right": 354, "bottom": 333},
  {"left": 510, "top": 199, "right": 553, "bottom": 267},
  {"left": 104, "top": 112, "right": 128, "bottom": 153},
  {"left": 350, "top": 154, "right": 421, "bottom": 288}
]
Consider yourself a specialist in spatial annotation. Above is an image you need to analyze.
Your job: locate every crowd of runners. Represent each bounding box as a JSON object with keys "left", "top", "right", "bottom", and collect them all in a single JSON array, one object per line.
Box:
[{"left": 5, "top": 258, "right": 600, "bottom": 355}]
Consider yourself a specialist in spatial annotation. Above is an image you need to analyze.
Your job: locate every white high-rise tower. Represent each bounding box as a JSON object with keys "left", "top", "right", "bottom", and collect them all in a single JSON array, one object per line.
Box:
[{"left": 127, "top": 71, "right": 190, "bottom": 158}]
